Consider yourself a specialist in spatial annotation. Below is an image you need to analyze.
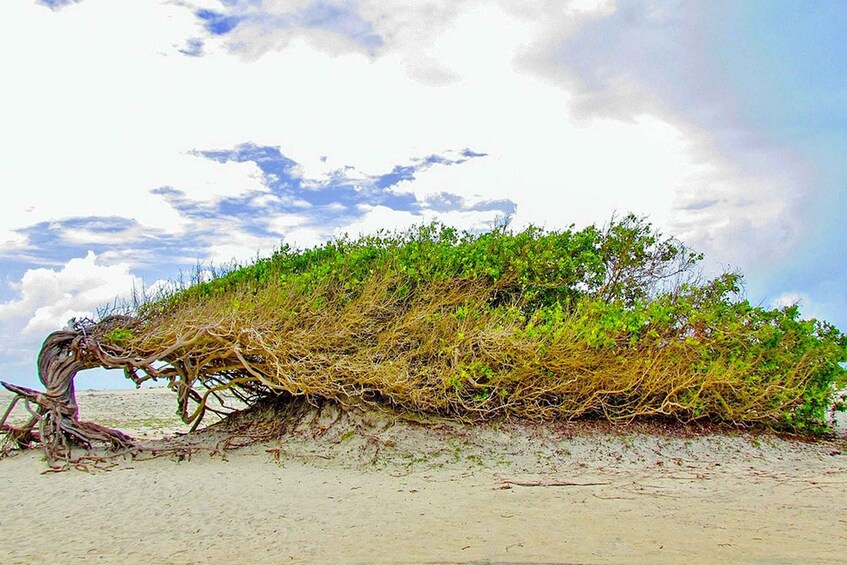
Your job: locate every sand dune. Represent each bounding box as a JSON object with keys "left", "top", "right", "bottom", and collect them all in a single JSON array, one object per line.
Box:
[{"left": 1, "top": 387, "right": 846, "bottom": 564}]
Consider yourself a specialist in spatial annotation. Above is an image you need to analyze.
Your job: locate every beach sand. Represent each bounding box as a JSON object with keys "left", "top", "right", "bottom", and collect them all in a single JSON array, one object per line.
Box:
[{"left": 1, "top": 387, "right": 846, "bottom": 564}]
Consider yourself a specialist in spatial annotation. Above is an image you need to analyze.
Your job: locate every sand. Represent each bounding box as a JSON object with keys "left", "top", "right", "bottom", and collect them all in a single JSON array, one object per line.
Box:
[{"left": 1, "top": 387, "right": 846, "bottom": 564}]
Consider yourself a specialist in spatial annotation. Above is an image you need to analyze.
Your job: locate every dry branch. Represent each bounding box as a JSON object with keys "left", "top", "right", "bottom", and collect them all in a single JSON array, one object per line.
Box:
[{"left": 494, "top": 478, "right": 612, "bottom": 489}]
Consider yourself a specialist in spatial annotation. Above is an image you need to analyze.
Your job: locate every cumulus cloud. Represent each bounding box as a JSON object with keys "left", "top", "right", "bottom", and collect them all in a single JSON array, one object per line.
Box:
[{"left": 0, "top": 251, "right": 141, "bottom": 336}]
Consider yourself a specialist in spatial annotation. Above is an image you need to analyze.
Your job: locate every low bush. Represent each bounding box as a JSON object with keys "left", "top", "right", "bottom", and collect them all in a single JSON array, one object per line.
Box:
[{"left": 104, "top": 214, "right": 846, "bottom": 433}]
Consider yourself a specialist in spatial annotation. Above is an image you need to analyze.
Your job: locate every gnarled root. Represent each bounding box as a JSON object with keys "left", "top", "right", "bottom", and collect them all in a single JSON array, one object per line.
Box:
[
  {"left": 0, "top": 317, "right": 141, "bottom": 469},
  {"left": 1, "top": 381, "right": 134, "bottom": 469}
]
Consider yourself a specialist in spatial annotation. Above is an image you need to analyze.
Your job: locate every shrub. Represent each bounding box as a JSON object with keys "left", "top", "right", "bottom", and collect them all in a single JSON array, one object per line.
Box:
[{"left": 94, "top": 215, "right": 847, "bottom": 432}]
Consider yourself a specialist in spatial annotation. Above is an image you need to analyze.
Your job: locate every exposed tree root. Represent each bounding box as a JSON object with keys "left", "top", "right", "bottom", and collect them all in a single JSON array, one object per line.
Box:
[{"left": 1, "top": 381, "right": 134, "bottom": 471}]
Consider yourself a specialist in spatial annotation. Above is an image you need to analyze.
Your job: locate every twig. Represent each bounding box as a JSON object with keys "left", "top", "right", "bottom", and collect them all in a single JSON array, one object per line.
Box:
[
  {"left": 494, "top": 478, "right": 611, "bottom": 489},
  {"left": 593, "top": 493, "right": 635, "bottom": 500}
]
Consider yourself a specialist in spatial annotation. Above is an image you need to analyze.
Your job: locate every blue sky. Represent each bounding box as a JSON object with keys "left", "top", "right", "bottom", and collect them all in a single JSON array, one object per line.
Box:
[{"left": 1, "top": 0, "right": 845, "bottom": 389}]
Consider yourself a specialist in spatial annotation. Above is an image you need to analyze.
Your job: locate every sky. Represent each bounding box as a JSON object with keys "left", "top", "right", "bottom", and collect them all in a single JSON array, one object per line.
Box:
[{"left": 1, "top": 0, "right": 845, "bottom": 390}]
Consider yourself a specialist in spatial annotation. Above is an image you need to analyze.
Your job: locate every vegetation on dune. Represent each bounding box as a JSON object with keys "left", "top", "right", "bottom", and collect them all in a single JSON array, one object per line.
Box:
[{"left": 2, "top": 214, "right": 846, "bottom": 466}]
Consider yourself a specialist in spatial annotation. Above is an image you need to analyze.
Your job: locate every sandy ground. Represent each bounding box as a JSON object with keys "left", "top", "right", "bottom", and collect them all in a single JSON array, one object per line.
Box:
[{"left": 1, "top": 388, "right": 846, "bottom": 564}]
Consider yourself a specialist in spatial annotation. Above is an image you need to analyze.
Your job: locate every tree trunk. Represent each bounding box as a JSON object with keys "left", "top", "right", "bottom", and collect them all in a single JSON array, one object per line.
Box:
[{"left": 1, "top": 322, "right": 135, "bottom": 466}]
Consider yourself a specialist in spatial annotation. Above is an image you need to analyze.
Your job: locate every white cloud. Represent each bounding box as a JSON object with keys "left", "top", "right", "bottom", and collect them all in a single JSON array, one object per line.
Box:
[
  {"left": 204, "top": 229, "right": 284, "bottom": 266},
  {"left": 251, "top": 193, "right": 311, "bottom": 209},
  {"left": 504, "top": 0, "right": 814, "bottom": 278},
  {"left": 336, "top": 206, "right": 420, "bottom": 238},
  {"left": 0, "top": 230, "right": 28, "bottom": 255},
  {"left": 59, "top": 223, "right": 154, "bottom": 246},
  {"left": 771, "top": 292, "right": 810, "bottom": 311},
  {"left": 0, "top": 251, "right": 141, "bottom": 336},
  {"left": 161, "top": 154, "right": 266, "bottom": 204},
  {"left": 266, "top": 213, "right": 311, "bottom": 233},
  {"left": 0, "top": 2, "right": 267, "bottom": 249},
  {"left": 667, "top": 126, "right": 809, "bottom": 276},
  {"left": 768, "top": 291, "right": 829, "bottom": 323},
  {"left": 337, "top": 204, "right": 501, "bottom": 240}
]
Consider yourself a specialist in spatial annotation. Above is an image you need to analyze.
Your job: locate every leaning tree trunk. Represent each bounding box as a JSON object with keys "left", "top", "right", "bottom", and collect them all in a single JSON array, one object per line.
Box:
[
  {"left": 1, "top": 318, "right": 136, "bottom": 466},
  {"left": 2, "top": 314, "right": 276, "bottom": 469}
]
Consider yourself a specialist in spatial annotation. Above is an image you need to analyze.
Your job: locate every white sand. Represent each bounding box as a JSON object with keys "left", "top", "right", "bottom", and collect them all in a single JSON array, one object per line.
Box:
[{"left": 1, "top": 388, "right": 846, "bottom": 564}]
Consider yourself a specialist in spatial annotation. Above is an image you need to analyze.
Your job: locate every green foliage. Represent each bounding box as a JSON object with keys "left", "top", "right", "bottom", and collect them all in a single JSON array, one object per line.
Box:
[
  {"left": 102, "top": 328, "right": 133, "bottom": 344},
  {"left": 127, "top": 215, "right": 847, "bottom": 433}
]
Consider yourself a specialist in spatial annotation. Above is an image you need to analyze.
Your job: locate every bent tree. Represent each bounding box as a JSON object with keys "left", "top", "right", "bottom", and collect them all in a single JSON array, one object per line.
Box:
[
  {"left": 0, "top": 314, "right": 261, "bottom": 468},
  {"left": 1, "top": 317, "right": 146, "bottom": 465},
  {"left": 2, "top": 217, "right": 846, "bottom": 468}
]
